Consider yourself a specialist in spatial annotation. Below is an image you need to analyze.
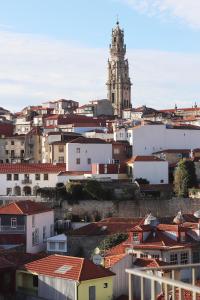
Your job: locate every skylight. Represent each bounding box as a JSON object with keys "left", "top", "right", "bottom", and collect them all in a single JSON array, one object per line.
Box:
[{"left": 55, "top": 265, "right": 72, "bottom": 274}]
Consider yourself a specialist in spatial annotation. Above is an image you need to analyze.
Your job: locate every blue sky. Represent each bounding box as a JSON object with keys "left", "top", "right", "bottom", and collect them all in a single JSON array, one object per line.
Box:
[{"left": 0, "top": 0, "right": 200, "bottom": 111}]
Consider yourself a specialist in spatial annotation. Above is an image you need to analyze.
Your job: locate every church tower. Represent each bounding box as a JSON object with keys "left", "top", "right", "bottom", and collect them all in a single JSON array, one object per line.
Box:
[{"left": 106, "top": 21, "right": 132, "bottom": 117}]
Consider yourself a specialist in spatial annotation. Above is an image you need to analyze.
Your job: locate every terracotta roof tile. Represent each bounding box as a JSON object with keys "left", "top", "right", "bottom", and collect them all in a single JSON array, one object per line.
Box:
[
  {"left": 104, "top": 254, "right": 127, "bottom": 268},
  {"left": 0, "top": 234, "right": 26, "bottom": 245},
  {"left": 22, "top": 254, "right": 114, "bottom": 281},
  {"left": 133, "top": 258, "right": 169, "bottom": 268},
  {"left": 68, "top": 137, "right": 110, "bottom": 144},
  {"left": 0, "top": 200, "right": 52, "bottom": 215},
  {"left": 126, "top": 156, "right": 165, "bottom": 163},
  {"left": 0, "top": 123, "right": 14, "bottom": 137},
  {"left": 153, "top": 149, "right": 191, "bottom": 154},
  {"left": 70, "top": 222, "right": 137, "bottom": 236},
  {"left": 0, "top": 163, "right": 66, "bottom": 174}
]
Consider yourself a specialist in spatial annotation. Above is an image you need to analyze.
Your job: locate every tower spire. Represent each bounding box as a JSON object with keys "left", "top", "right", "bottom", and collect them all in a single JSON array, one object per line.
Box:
[
  {"left": 116, "top": 14, "right": 119, "bottom": 25},
  {"left": 106, "top": 22, "right": 132, "bottom": 117}
]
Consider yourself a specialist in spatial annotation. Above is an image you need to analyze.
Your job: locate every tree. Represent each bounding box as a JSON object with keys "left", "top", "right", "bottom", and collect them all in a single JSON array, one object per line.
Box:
[
  {"left": 174, "top": 159, "right": 197, "bottom": 197},
  {"left": 83, "top": 180, "right": 104, "bottom": 200},
  {"left": 66, "top": 182, "right": 83, "bottom": 200},
  {"left": 98, "top": 232, "right": 128, "bottom": 252}
]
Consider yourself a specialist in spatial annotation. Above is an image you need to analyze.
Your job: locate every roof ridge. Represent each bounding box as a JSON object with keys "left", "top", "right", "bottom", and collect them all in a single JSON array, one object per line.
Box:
[{"left": 15, "top": 202, "right": 24, "bottom": 214}]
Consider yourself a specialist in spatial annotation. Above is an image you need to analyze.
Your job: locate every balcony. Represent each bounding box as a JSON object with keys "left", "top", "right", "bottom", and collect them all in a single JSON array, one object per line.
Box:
[
  {"left": 126, "top": 263, "right": 200, "bottom": 300},
  {"left": 0, "top": 225, "right": 25, "bottom": 233},
  {"left": 21, "top": 179, "right": 32, "bottom": 184}
]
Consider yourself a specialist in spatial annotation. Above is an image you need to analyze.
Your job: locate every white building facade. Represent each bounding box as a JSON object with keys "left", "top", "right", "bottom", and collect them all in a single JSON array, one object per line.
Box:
[
  {"left": 66, "top": 138, "right": 113, "bottom": 171},
  {"left": 127, "top": 156, "right": 169, "bottom": 184},
  {"left": 130, "top": 124, "right": 200, "bottom": 155}
]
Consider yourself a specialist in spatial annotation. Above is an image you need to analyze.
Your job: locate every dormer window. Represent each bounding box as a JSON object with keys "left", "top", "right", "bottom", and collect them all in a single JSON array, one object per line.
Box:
[
  {"left": 11, "top": 218, "right": 17, "bottom": 228},
  {"left": 133, "top": 232, "right": 139, "bottom": 242},
  {"left": 180, "top": 232, "right": 186, "bottom": 242}
]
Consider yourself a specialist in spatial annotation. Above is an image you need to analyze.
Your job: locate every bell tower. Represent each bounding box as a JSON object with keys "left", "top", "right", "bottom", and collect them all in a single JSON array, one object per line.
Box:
[{"left": 106, "top": 21, "right": 132, "bottom": 117}]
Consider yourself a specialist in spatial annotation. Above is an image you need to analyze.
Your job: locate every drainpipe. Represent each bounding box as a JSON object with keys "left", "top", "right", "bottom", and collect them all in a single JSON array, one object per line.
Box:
[{"left": 75, "top": 281, "right": 80, "bottom": 300}]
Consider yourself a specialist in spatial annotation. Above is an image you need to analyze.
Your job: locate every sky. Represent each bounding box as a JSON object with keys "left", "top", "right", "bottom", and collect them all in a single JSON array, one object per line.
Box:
[{"left": 0, "top": 0, "right": 200, "bottom": 111}]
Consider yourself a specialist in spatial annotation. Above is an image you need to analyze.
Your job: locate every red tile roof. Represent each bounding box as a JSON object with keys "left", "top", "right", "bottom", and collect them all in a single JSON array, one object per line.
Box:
[
  {"left": 105, "top": 241, "right": 129, "bottom": 256},
  {"left": 68, "top": 137, "right": 110, "bottom": 144},
  {"left": 104, "top": 254, "right": 127, "bottom": 268},
  {"left": 126, "top": 156, "right": 165, "bottom": 163},
  {"left": 0, "top": 123, "right": 14, "bottom": 137},
  {"left": 153, "top": 149, "right": 191, "bottom": 154},
  {"left": 70, "top": 222, "right": 137, "bottom": 236},
  {"left": 133, "top": 258, "right": 169, "bottom": 268},
  {"left": 0, "top": 251, "right": 46, "bottom": 267},
  {"left": 132, "top": 230, "right": 191, "bottom": 250},
  {"left": 22, "top": 254, "right": 115, "bottom": 281},
  {"left": 0, "top": 163, "right": 66, "bottom": 173},
  {"left": 58, "top": 171, "right": 90, "bottom": 176},
  {"left": 0, "top": 234, "right": 26, "bottom": 245},
  {"left": 0, "top": 200, "right": 52, "bottom": 215}
]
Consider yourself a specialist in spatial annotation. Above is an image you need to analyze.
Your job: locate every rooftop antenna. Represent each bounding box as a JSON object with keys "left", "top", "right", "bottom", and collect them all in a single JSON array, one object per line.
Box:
[{"left": 116, "top": 14, "right": 119, "bottom": 25}]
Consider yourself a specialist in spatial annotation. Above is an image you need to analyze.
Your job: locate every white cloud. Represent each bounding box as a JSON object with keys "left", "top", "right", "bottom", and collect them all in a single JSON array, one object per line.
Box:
[
  {"left": 121, "top": 0, "right": 200, "bottom": 29},
  {"left": 0, "top": 30, "right": 200, "bottom": 111}
]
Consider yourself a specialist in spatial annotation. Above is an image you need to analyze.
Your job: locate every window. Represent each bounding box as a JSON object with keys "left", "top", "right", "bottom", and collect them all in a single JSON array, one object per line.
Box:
[
  {"left": 180, "top": 252, "right": 188, "bottom": 264},
  {"left": 160, "top": 179, "right": 164, "bottom": 183},
  {"left": 14, "top": 174, "right": 19, "bottom": 181},
  {"left": 32, "top": 228, "right": 39, "bottom": 246},
  {"left": 32, "top": 215, "right": 35, "bottom": 227},
  {"left": 5, "top": 150, "right": 9, "bottom": 155},
  {"left": 50, "top": 224, "right": 54, "bottom": 237},
  {"left": 114, "top": 148, "right": 120, "bottom": 154},
  {"left": 43, "top": 226, "right": 46, "bottom": 242},
  {"left": 103, "top": 283, "right": 108, "bottom": 288},
  {"left": 6, "top": 188, "right": 12, "bottom": 195},
  {"left": 133, "top": 232, "right": 139, "bottom": 241},
  {"left": 11, "top": 141, "right": 14, "bottom": 145},
  {"left": 170, "top": 253, "right": 178, "bottom": 265},
  {"left": 35, "top": 174, "right": 40, "bottom": 180},
  {"left": 11, "top": 150, "right": 15, "bottom": 157},
  {"left": 112, "top": 93, "right": 115, "bottom": 104},
  {"left": 44, "top": 174, "right": 48, "bottom": 180},
  {"left": 152, "top": 254, "right": 160, "bottom": 259},
  {"left": 59, "top": 145, "right": 64, "bottom": 152},
  {"left": 11, "top": 218, "right": 17, "bottom": 228},
  {"left": 49, "top": 241, "right": 55, "bottom": 250},
  {"left": 76, "top": 147, "right": 80, "bottom": 153},
  {"left": 33, "top": 275, "right": 38, "bottom": 287},
  {"left": 140, "top": 253, "right": 148, "bottom": 258},
  {"left": 7, "top": 174, "right": 12, "bottom": 181},
  {"left": 87, "top": 158, "right": 91, "bottom": 165},
  {"left": 193, "top": 252, "right": 200, "bottom": 263},
  {"left": 59, "top": 242, "right": 65, "bottom": 251},
  {"left": 58, "top": 156, "right": 64, "bottom": 163},
  {"left": 76, "top": 158, "right": 80, "bottom": 165}
]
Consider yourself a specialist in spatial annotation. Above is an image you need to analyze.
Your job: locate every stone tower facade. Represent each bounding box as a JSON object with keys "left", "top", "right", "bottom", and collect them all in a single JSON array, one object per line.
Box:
[{"left": 106, "top": 21, "right": 132, "bottom": 117}]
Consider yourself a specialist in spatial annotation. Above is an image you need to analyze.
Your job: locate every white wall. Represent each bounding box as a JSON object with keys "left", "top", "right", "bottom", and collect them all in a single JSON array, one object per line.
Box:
[
  {"left": 131, "top": 124, "right": 200, "bottom": 155},
  {"left": 66, "top": 143, "right": 112, "bottom": 171},
  {"left": 0, "top": 172, "right": 59, "bottom": 195},
  {"left": 132, "top": 161, "right": 169, "bottom": 184},
  {"left": 26, "top": 210, "right": 54, "bottom": 253}
]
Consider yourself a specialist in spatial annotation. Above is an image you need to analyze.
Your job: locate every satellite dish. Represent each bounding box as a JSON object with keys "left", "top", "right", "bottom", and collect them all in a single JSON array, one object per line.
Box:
[
  {"left": 94, "top": 247, "right": 101, "bottom": 255},
  {"left": 92, "top": 254, "right": 103, "bottom": 265},
  {"left": 194, "top": 210, "right": 200, "bottom": 219}
]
